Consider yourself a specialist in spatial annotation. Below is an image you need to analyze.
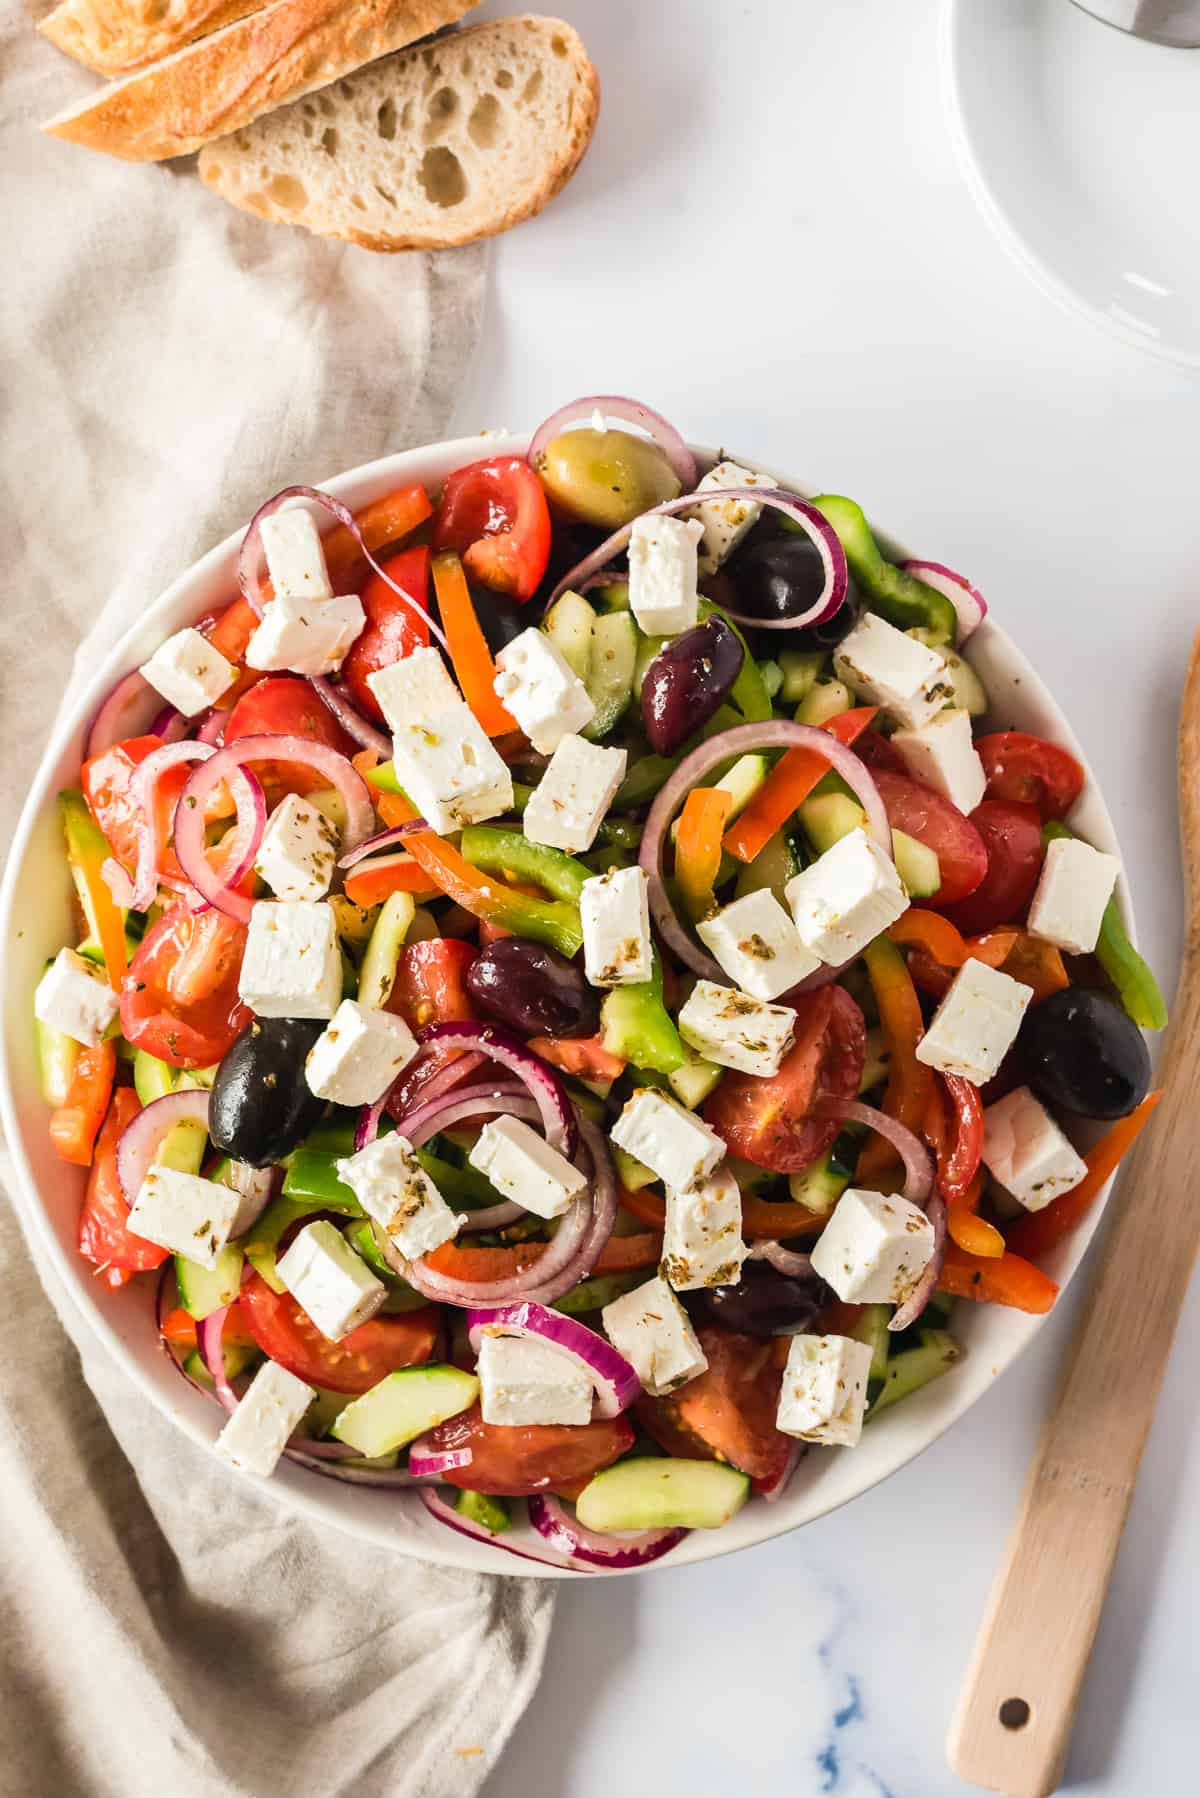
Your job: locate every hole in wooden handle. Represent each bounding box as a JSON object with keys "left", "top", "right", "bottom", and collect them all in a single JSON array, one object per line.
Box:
[{"left": 998, "top": 1697, "right": 1031, "bottom": 1731}]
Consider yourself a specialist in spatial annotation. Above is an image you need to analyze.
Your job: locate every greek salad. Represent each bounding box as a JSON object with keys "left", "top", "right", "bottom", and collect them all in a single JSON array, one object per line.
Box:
[{"left": 34, "top": 397, "right": 1165, "bottom": 1570}]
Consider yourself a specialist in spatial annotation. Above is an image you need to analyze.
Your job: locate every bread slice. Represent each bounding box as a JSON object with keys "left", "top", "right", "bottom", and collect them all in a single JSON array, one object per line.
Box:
[
  {"left": 197, "top": 14, "right": 598, "bottom": 252},
  {"left": 39, "top": 0, "right": 264, "bottom": 77},
  {"left": 41, "top": 0, "right": 478, "bottom": 162}
]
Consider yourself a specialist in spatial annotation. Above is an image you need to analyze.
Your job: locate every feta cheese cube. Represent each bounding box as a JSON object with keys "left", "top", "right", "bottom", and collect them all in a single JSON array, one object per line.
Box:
[
  {"left": 611, "top": 1089, "right": 726, "bottom": 1192},
  {"left": 336, "top": 1133, "right": 461, "bottom": 1260},
  {"left": 493, "top": 629, "right": 596, "bottom": 753},
  {"left": 215, "top": 1360, "right": 315, "bottom": 1477},
  {"left": 678, "top": 979, "right": 797, "bottom": 1077},
  {"left": 34, "top": 947, "right": 119, "bottom": 1047},
  {"left": 891, "top": 708, "right": 986, "bottom": 817},
  {"left": 476, "top": 1333, "right": 593, "bottom": 1427},
  {"left": 833, "top": 613, "right": 951, "bottom": 729},
  {"left": 139, "top": 627, "right": 235, "bottom": 718},
  {"left": 580, "top": 864, "right": 652, "bottom": 985},
  {"left": 696, "top": 889, "right": 820, "bottom": 1000},
  {"left": 915, "top": 957, "right": 1032, "bottom": 1085},
  {"left": 276, "top": 1220, "right": 386, "bottom": 1341},
  {"left": 601, "top": 1274, "right": 708, "bottom": 1396},
  {"left": 784, "top": 830, "right": 908, "bottom": 964},
  {"left": 238, "top": 900, "right": 342, "bottom": 1019},
  {"left": 627, "top": 513, "right": 703, "bottom": 636},
  {"left": 1027, "top": 837, "right": 1120, "bottom": 956},
  {"left": 526, "top": 735, "right": 628, "bottom": 855},
  {"left": 983, "top": 1085, "right": 1087, "bottom": 1212},
  {"left": 259, "top": 506, "right": 333, "bottom": 600},
  {"left": 689, "top": 460, "right": 776, "bottom": 572},
  {"left": 254, "top": 792, "right": 340, "bottom": 902},
  {"left": 662, "top": 1166, "right": 746, "bottom": 1291},
  {"left": 776, "top": 1334, "right": 873, "bottom": 1447},
  {"left": 367, "top": 646, "right": 461, "bottom": 733},
  {"left": 468, "top": 1115, "right": 588, "bottom": 1220},
  {"left": 389, "top": 702, "right": 513, "bottom": 834},
  {"left": 810, "top": 1188, "right": 936, "bottom": 1306},
  {"left": 245, "top": 593, "right": 365, "bottom": 677},
  {"left": 126, "top": 1167, "right": 241, "bottom": 1269},
  {"left": 305, "top": 999, "right": 418, "bottom": 1106}
]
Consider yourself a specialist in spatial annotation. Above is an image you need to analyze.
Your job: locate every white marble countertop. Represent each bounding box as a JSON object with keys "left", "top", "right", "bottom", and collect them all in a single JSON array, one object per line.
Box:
[{"left": 459, "top": 2, "right": 1199, "bottom": 1791}]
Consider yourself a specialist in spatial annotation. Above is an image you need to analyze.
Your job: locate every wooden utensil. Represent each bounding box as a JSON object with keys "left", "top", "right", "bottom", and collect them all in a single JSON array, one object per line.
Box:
[{"left": 946, "top": 628, "right": 1200, "bottom": 1797}]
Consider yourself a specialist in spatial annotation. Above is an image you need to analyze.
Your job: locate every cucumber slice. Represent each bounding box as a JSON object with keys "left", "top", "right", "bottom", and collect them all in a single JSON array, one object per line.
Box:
[
  {"left": 590, "top": 580, "right": 630, "bottom": 614},
  {"left": 633, "top": 630, "right": 670, "bottom": 694},
  {"left": 778, "top": 648, "right": 827, "bottom": 705},
  {"left": 329, "top": 895, "right": 378, "bottom": 949},
  {"left": 794, "top": 678, "right": 853, "bottom": 727},
  {"left": 177, "top": 1063, "right": 218, "bottom": 1092},
  {"left": 671, "top": 754, "right": 770, "bottom": 848},
  {"left": 552, "top": 1269, "right": 645, "bottom": 1316},
  {"left": 456, "top": 1490, "right": 511, "bottom": 1534},
  {"left": 942, "top": 650, "right": 988, "bottom": 717},
  {"left": 304, "top": 785, "right": 348, "bottom": 833},
  {"left": 788, "top": 1146, "right": 852, "bottom": 1216},
  {"left": 667, "top": 1048, "right": 724, "bottom": 1110},
  {"left": 869, "top": 1328, "right": 960, "bottom": 1417},
  {"left": 358, "top": 889, "right": 415, "bottom": 1010},
  {"left": 799, "top": 791, "right": 865, "bottom": 854},
  {"left": 858, "top": 1026, "right": 890, "bottom": 1094},
  {"left": 176, "top": 1244, "right": 244, "bottom": 1320},
  {"left": 183, "top": 1342, "right": 256, "bottom": 1387},
  {"left": 582, "top": 611, "right": 637, "bottom": 740},
  {"left": 157, "top": 1119, "right": 207, "bottom": 1175},
  {"left": 576, "top": 1457, "right": 750, "bottom": 1532},
  {"left": 733, "top": 829, "right": 803, "bottom": 908},
  {"left": 893, "top": 828, "right": 940, "bottom": 899},
  {"left": 612, "top": 1145, "right": 657, "bottom": 1191},
  {"left": 847, "top": 1304, "right": 891, "bottom": 1383},
  {"left": 330, "top": 1364, "right": 480, "bottom": 1457},
  {"left": 36, "top": 1001, "right": 79, "bottom": 1108},
  {"left": 759, "top": 660, "right": 783, "bottom": 700},
  {"left": 133, "top": 1049, "right": 175, "bottom": 1106},
  {"left": 542, "top": 591, "right": 596, "bottom": 682}
]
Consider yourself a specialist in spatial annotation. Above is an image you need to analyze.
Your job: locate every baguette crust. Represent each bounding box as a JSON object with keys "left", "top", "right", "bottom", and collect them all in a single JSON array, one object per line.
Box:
[
  {"left": 39, "top": 0, "right": 264, "bottom": 77},
  {"left": 41, "top": 0, "right": 478, "bottom": 161}
]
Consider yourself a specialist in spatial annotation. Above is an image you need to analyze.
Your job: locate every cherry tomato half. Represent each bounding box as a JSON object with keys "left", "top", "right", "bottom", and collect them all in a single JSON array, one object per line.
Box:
[
  {"left": 976, "top": 732, "right": 1084, "bottom": 822},
  {"left": 78, "top": 1088, "right": 168, "bottom": 1284},
  {"left": 431, "top": 457, "right": 552, "bottom": 603},
  {"left": 238, "top": 1273, "right": 440, "bottom": 1394},
  {"left": 120, "top": 905, "right": 251, "bottom": 1068},
  {"left": 422, "top": 1403, "right": 634, "bottom": 1496},
  {"left": 341, "top": 547, "right": 431, "bottom": 724},
  {"left": 636, "top": 1327, "right": 792, "bottom": 1486},
  {"left": 387, "top": 938, "right": 477, "bottom": 1030},
  {"left": 873, "top": 769, "right": 988, "bottom": 906},
  {"left": 940, "top": 799, "right": 1045, "bottom": 937},
  {"left": 704, "top": 985, "right": 866, "bottom": 1174},
  {"left": 82, "top": 735, "right": 191, "bottom": 870},
  {"left": 224, "top": 676, "right": 355, "bottom": 794}
]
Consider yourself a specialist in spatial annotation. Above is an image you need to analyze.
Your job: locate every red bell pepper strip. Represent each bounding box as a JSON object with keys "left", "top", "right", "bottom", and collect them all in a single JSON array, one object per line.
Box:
[
  {"left": 938, "top": 1241, "right": 1059, "bottom": 1312},
  {"left": 724, "top": 707, "right": 879, "bottom": 864},
  {"left": 676, "top": 786, "right": 734, "bottom": 921},
  {"left": 49, "top": 1041, "right": 117, "bottom": 1167},
  {"left": 527, "top": 1035, "right": 628, "bottom": 1083},
  {"left": 933, "top": 1072, "right": 984, "bottom": 1204},
  {"left": 1005, "top": 1091, "right": 1163, "bottom": 1260},
  {"left": 431, "top": 551, "right": 519, "bottom": 737}
]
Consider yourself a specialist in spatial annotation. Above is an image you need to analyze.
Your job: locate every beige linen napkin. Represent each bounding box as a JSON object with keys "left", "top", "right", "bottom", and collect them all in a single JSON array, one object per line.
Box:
[{"left": 0, "top": 10, "right": 554, "bottom": 1795}]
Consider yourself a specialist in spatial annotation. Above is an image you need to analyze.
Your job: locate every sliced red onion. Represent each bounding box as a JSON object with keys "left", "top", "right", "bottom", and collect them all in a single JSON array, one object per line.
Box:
[
  {"left": 174, "top": 734, "right": 372, "bottom": 921},
  {"left": 758, "top": 1441, "right": 805, "bottom": 1503},
  {"left": 391, "top": 1048, "right": 488, "bottom": 1121},
  {"left": 283, "top": 1450, "right": 421, "bottom": 1486},
  {"left": 901, "top": 559, "right": 987, "bottom": 645},
  {"left": 309, "top": 676, "right": 392, "bottom": 758},
  {"left": 196, "top": 1305, "right": 239, "bottom": 1414},
  {"left": 548, "top": 490, "right": 848, "bottom": 627},
  {"left": 403, "top": 1179, "right": 593, "bottom": 1310},
  {"left": 238, "top": 485, "right": 447, "bottom": 651},
  {"left": 338, "top": 821, "right": 429, "bottom": 870},
  {"left": 467, "top": 1302, "right": 640, "bottom": 1419},
  {"left": 128, "top": 740, "right": 218, "bottom": 912},
  {"left": 528, "top": 395, "right": 698, "bottom": 490},
  {"left": 526, "top": 1494, "right": 686, "bottom": 1569},
  {"left": 639, "top": 721, "right": 891, "bottom": 980},
  {"left": 749, "top": 1241, "right": 815, "bottom": 1279},
  {"left": 196, "top": 709, "right": 228, "bottom": 747},
  {"left": 417, "top": 1023, "right": 577, "bottom": 1158},
  {"left": 418, "top": 1487, "right": 581, "bottom": 1569},
  {"left": 564, "top": 1115, "right": 619, "bottom": 1288},
  {"left": 85, "top": 669, "right": 167, "bottom": 760},
  {"left": 397, "top": 1080, "right": 528, "bottom": 1148},
  {"left": 817, "top": 1098, "right": 934, "bottom": 1207},
  {"left": 101, "top": 857, "right": 135, "bottom": 908},
  {"left": 227, "top": 1162, "right": 277, "bottom": 1237},
  {"left": 117, "top": 1088, "right": 211, "bottom": 1207},
  {"left": 149, "top": 705, "right": 188, "bottom": 742},
  {"left": 408, "top": 1436, "right": 474, "bottom": 1479},
  {"left": 888, "top": 1192, "right": 947, "bottom": 1334}
]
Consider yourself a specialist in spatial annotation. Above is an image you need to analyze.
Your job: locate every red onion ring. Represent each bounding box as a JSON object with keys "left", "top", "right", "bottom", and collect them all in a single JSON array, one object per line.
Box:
[
  {"left": 639, "top": 721, "right": 892, "bottom": 980},
  {"left": 85, "top": 669, "right": 168, "bottom": 760},
  {"left": 338, "top": 821, "right": 429, "bottom": 870},
  {"left": 129, "top": 741, "right": 218, "bottom": 912},
  {"left": 238, "top": 485, "right": 447, "bottom": 651},
  {"left": 396, "top": 1080, "right": 527, "bottom": 1147},
  {"left": 148, "top": 705, "right": 189, "bottom": 742},
  {"left": 196, "top": 1305, "right": 239, "bottom": 1413},
  {"left": 309, "top": 676, "right": 392, "bottom": 759},
  {"left": 888, "top": 1192, "right": 947, "bottom": 1334},
  {"left": 417, "top": 1023, "right": 577, "bottom": 1158},
  {"left": 227, "top": 1161, "right": 277, "bottom": 1237},
  {"left": 816, "top": 1098, "right": 934, "bottom": 1207},
  {"left": 101, "top": 857, "right": 135, "bottom": 909},
  {"left": 547, "top": 490, "right": 848, "bottom": 626},
  {"left": 528, "top": 396, "right": 698, "bottom": 490},
  {"left": 467, "top": 1301, "right": 640, "bottom": 1420},
  {"left": 526, "top": 1494, "right": 686, "bottom": 1569},
  {"left": 417, "top": 1487, "right": 581, "bottom": 1570},
  {"left": 556, "top": 1114, "right": 618, "bottom": 1295},
  {"left": 174, "top": 734, "right": 373, "bottom": 921},
  {"left": 901, "top": 559, "right": 987, "bottom": 645},
  {"left": 282, "top": 1450, "right": 422, "bottom": 1485},
  {"left": 758, "top": 1441, "right": 805, "bottom": 1504},
  {"left": 408, "top": 1437, "right": 474, "bottom": 1479},
  {"left": 117, "top": 1088, "right": 210, "bottom": 1207},
  {"left": 196, "top": 709, "right": 228, "bottom": 747},
  {"left": 749, "top": 1241, "right": 815, "bottom": 1279}
]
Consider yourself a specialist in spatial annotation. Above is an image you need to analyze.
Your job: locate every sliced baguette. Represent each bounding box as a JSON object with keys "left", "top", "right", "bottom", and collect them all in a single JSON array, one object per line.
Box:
[
  {"left": 39, "top": 0, "right": 265, "bottom": 77},
  {"left": 41, "top": 0, "right": 478, "bottom": 162},
  {"left": 197, "top": 15, "right": 598, "bottom": 252}
]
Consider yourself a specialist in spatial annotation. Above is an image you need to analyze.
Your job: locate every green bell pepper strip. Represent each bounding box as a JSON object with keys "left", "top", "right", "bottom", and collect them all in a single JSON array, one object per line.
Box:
[
  {"left": 810, "top": 495, "right": 958, "bottom": 646},
  {"left": 60, "top": 790, "right": 128, "bottom": 989},
  {"left": 600, "top": 951, "right": 685, "bottom": 1075},
  {"left": 459, "top": 826, "right": 588, "bottom": 904},
  {"left": 1043, "top": 822, "right": 1167, "bottom": 1029},
  {"left": 368, "top": 761, "right": 533, "bottom": 815},
  {"left": 698, "top": 599, "right": 773, "bottom": 722},
  {"left": 282, "top": 1151, "right": 363, "bottom": 1210},
  {"left": 614, "top": 705, "right": 746, "bottom": 811}
]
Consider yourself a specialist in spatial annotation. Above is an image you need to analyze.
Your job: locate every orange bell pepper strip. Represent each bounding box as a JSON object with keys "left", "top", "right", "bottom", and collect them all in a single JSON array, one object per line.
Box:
[
  {"left": 856, "top": 934, "right": 935, "bottom": 1184},
  {"left": 49, "top": 1041, "right": 117, "bottom": 1167},
  {"left": 938, "top": 1240, "right": 1059, "bottom": 1313},
  {"left": 618, "top": 1183, "right": 828, "bottom": 1241},
  {"left": 207, "top": 597, "right": 259, "bottom": 665},
  {"left": 724, "top": 707, "right": 880, "bottom": 864},
  {"left": 343, "top": 855, "right": 441, "bottom": 906},
  {"left": 422, "top": 1231, "right": 663, "bottom": 1285},
  {"left": 889, "top": 909, "right": 1018, "bottom": 971},
  {"left": 159, "top": 1300, "right": 256, "bottom": 1352},
  {"left": 943, "top": 1166, "right": 1005, "bottom": 1259},
  {"left": 676, "top": 786, "right": 734, "bottom": 921},
  {"left": 431, "top": 551, "right": 518, "bottom": 737},
  {"left": 1005, "top": 1090, "right": 1163, "bottom": 1261},
  {"left": 996, "top": 934, "right": 1070, "bottom": 1005}
]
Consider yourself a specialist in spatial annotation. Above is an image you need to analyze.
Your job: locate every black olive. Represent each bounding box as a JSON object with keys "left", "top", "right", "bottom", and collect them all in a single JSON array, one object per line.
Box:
[
  {"left": 703, "top": 1261, "right": 833, "bottom": 1337},
  {"left": 730, "top": 537, "right": 860, "bottom": 649},
  {"left": 465, "top": 939, "right": 599, "bottom": 1039},
  {"left": 1019, "top": 988, "right": 1151, "bottom": 1120},
  {"left": 472, "top": 593, "right": 527, "bottom": 659},
  {"left": 209, "top": 1017, "right": 327, "bottom": 1166},
  {"left": 641, "top": 617, "right": 744, "bottom": 754}
]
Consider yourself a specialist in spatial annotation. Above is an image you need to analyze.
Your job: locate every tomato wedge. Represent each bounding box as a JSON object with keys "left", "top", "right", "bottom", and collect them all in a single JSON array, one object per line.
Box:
[
  {"left": 387, "top": 938, "right": 477, "bottom": 1029},
  {"left": 120, "top": 905, "right": 250, "bottom": 1068},
  {"left": 423, "top": 1403, "right": 634, "bottom": 1496},
  {"left": 224, "top": 676, "right": 355, "bottom": 794},
  {"left": 341, "top": 547, "right": 431, "bottom": 724},
  {"left": 704, "top": 985, "right": 866, "bottom": 1173},
  {"left": 431, "top": 456, "right": 552, "bottom": 602},
  {"left": 940, "top": 800, "right": 1045, "bottom": 936},
  {"left": 238, "top": 1272, "right": 440, "bottom": 1393},
  {"left": 872, "top": 768, "right": 987, "bottom": 906},
  {"left": 78, "top": 1088, "right": 168, "bottom": 1284},
  {"left": 976, "top": 732, "right": 1084, "bottom": 822},
  {"left": 636, "top": 1327, "right": 792, "bottom": 1486}
]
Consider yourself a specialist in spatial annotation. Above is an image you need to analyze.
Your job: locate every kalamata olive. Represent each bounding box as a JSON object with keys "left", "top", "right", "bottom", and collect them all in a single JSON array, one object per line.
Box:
[
  {"left": 536, "top": 429, "right": 681, "bottom": 530},
  {"left": 474, "top": 592, "right": 527, "bottom": 659},
  {"left": 704, "top": 1261, "right": 833, "bottom": 1337},
  {"left": 210, "top": 1017, "right": 327, "bottom": 1166},
  {"left": 641, "top": 617, "right": 744, "bottom": 754},
  {"left": 730, "top": 537, "right": 859, "bottom": 648},
  {"left": 465, "top": 939, "right": 600, "bottom": 1039},
  {"left": 1018, "top": 988, "right": 1151, "bottom": 1120}
]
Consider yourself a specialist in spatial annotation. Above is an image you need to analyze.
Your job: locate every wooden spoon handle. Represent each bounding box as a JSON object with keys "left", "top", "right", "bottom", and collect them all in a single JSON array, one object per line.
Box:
[{"left": 946, "top": 629, "right": 1200, "bottom": 1796}]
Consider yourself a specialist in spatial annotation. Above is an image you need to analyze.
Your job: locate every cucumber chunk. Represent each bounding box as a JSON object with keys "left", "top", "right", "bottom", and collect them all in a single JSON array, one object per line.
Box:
[
  {"left": 583, "top": 611, "right": 637, "bottom": 740},
  {"left": 794, "top": 678, "right": 853, "bottom": 727},
  {"left": 733, "top": 829, "right": 803, "bottom": 908},
  {"left": 788, "top": 1145, "right": 852, "bottom": 1216},
  {"left": 183, "top": 1342, "right": 256, "bottom": 1388},
  {"left": 799, "top": 791, "right": 864, "bottom": 854},
  {"left": 612, "top": 1145, "right": 657, "bottom": 1191},
  {"left": 133, "top": 1048, "right": 176, "bottom": 1106},
  {"left": 358, "top": 890, "right": 415, "bottom": 1010},
  {"left": 331, "top": 1365, "right": 480, "bottom": 1457},
  {"left": 576, "top": 1457, "right": 750, "bottom": 1532},
  {"left": 893, "top": 828, "right": 940, "bottom": 899},
  {"left": 553, "top": 1270, "right": 645, "bottom": 1316},
  {"left": 869, "top": 1328, "right": 961, "bottom": 1418},
  {"left": 848, "top": 1304, "right": 891, "bottom": 1383},
  {"left": 176, "top": 1244, "right": 244, "bottom": 1320},
  {"left": 456, "top": 1490, "right": 512, "bottom": 1534},
  {"left": 778, "top": 648, "right": 827, "bottom": 705},
  {"left": 36, "top": 1004, "right": 79, "bottom": 1108},
  {"left": 542, "top": 591, "right": 596, "bottom": 681},
  {"left": 667, "top": 1048, "right": 724, "bottom": 1110}
]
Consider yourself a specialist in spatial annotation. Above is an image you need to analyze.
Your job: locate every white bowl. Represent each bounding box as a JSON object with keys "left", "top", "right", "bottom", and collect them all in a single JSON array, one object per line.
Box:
[{"left": 0, "top": 434, "right": 1135, "bottom": 1577}]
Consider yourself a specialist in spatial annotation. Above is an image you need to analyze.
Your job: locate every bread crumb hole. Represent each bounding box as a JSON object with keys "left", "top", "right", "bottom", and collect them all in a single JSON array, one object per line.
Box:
[
  {"left": 418, "top": 146, "right": 466, "bottom": 208},
  {"left": 339, "top": 82, "right": 354, "bottom": 100},
  {"left": 522, "top": 68, "right": 543, "bottom": 103},
  {"left": 551, "top": 33, "right": 568, "bottom": 55},
  {"left": 374, "top": 183, "right": 397, "bottom": 206},
  {"left": 351, "top": 194, "right": 367, "bottom": 211},
  {"left": 377, "top": 98, "right": 396, "bottom": 140},
  {"left": 318, "top": 94, "right": 335, "bottom": 117},
  {"left": 460, "top": 53, "right": 472, "bottom": 76},
  {"left": 322, "top": 128, "right": 338, "bottom": 156},
  {"left": 401, "top": 99, "right": 414, "bottom": 129},
  {"left": 424, "top": 85, "right": 459, "bottom": 141},
  {"left": 495, "top": 69, "right": 514, "bottom": 88},
  {"left": 468, "top": 92, "right": 501, "bottom": 148},
  {"left": 269, "top": 175, "right": 308, "bottom": 211}
]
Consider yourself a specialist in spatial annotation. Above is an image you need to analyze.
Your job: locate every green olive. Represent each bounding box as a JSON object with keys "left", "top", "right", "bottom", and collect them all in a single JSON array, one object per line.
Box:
[{"left": 536, "top": 429, "right": 682, "bottom": 530}]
